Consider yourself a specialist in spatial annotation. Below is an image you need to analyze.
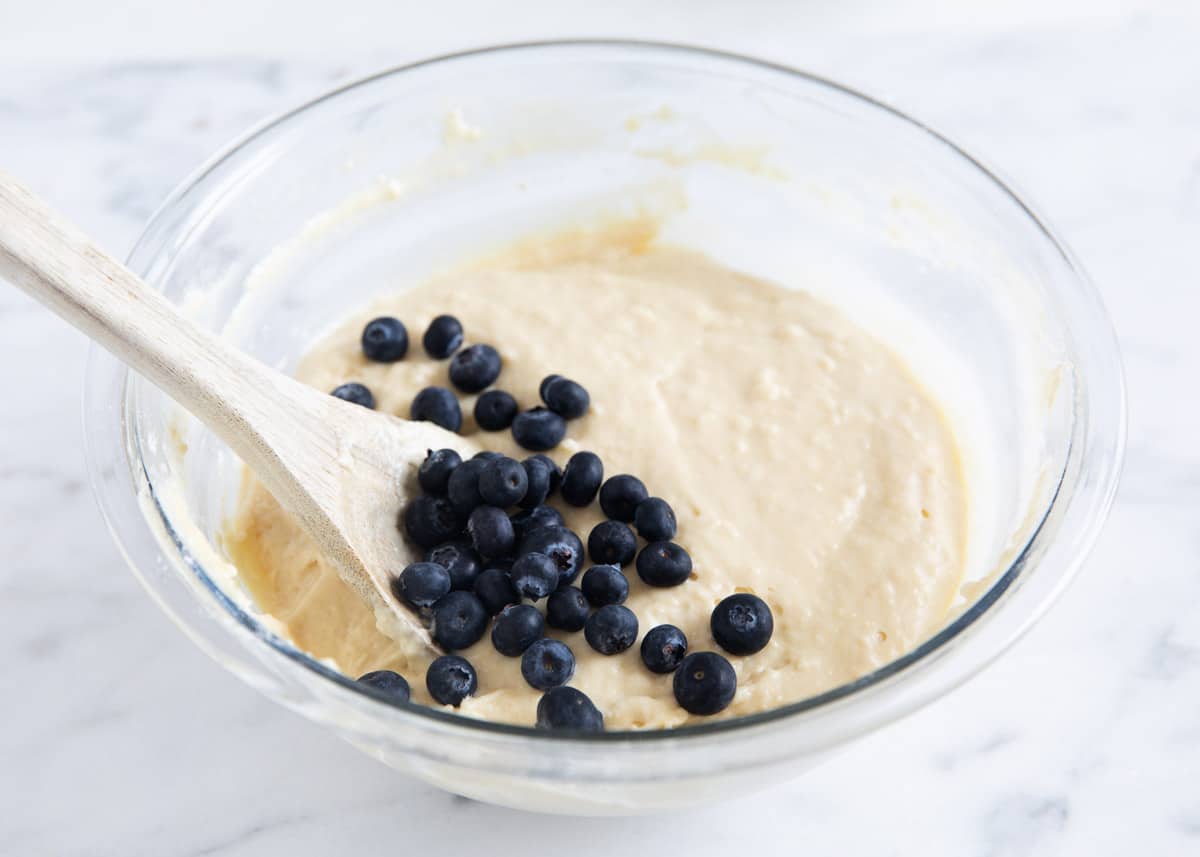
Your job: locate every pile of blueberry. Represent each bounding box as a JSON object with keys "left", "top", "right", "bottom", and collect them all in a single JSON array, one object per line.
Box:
[
  {"left": 335, "top": 313, "right": 775, "bottom": 731},
  {"left": 330, "top": 313, "right": 591, "bottom": 451}
]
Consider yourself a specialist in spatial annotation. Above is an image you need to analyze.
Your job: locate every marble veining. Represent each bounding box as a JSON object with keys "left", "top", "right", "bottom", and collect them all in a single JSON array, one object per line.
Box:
[{"left": 1, "top": 5, "right": 1198, "bottom": 856}]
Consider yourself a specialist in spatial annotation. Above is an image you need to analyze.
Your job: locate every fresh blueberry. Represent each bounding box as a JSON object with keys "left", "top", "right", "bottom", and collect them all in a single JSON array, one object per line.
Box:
[
  {"left": 474, "top": 390, "right": 518, "bottom": 431},
  {"left": 402, "top": 495, "right": 462, "bottom": 548},
  {"left": 418, "top": 448, "right": 461, "bottom": 496},
  {"left": 357, "top": 670, "right": 411, "bottom": 702},
  {"left": 530, "top": 454, "right": 563, "bottom": 495},
  {"left": 584, "top": 604, "right": 638, "bottom": 655},
  {"left": 710, "top": 594, "right": 775, "bottom": 655},
  {"left": 449, "top": 344, "right": 501, "bottom": 393},
  {"left": 511, "top": 407, "right": 566, "bottom": 451},
  {"left": 330, "top": 382, "right": 375, "bottom": 409},
  {"left": 536, "top": 686, "right": 604, "bottom": 732},
  {"left": 519, "top": 456, "right": 553, "bottom": 508},
  {"left": 581, "top": 564, "right": 629, "bottom": 607},
  {"left": 425, "top": 655, "right": 477, "bottom": 706},
  {"left": 521, "top": 638, "right": 576, "bottom": 690},
  {"left": 473, "top": 451, "right": 504, "bottom": 461},
  {"left": 587, "top": 520, "right": 637, "bottom": 567},
  {"left": 473, "top": 567, "right": 519, "bottom": 615},
  {"left": 640, "top": 624, "right": 688, "bottom": 674},
  {"left": 635, "top": 541, "right": 692, "bottom": 587},
  {"left": 673, "top": 652, "right": 737, "bottom": 715},
  {"left": 361, "top": 316, "right": 408, "bottom": 362},
  {"left": 541, "top": 376, "right": 590, "bottom": 419},
  {"left": 634, "top": 497, "right": 677, "bottom": 541},
  {"left": 393, "top": 561, "right": 452, "bottom": 610},
  {"left": 410, "top": 386, "right": 462, "bottom": 432},
  {"left": 510, "top": 505, "right": 564, "bottom": 542},
  {"left": 509, "top": 552, "right": 560, "bottom": 600},
  {"left": 599, "top": 474, "right": 649, "bottom": 522},
  {"left": 491, "top": 603, "right": 545, "bottom": 656},
  {"left": 447, "top": 457, "right": 487, "bottom": 516},
  {"left": 425, "top": 540, "right": 482, "bottom": 591},
  {"left": 519, "top": 525, "right": 585, "bottom": 585},
  {"left": 560, "top": 451, "right": 603, "bottom": 507},
  {"left": 431, "top": 591, "right": 488, "bottom": 650},
  {"left": 467, "top": 505, "right": 515, "bottom": 559},
  {"left": 546, "top": 585, "right": 589, "bottom": 631},
  {"left": 538, "top": 374, "right": 563, "bottom": 401},
  {"left": 478, "top": 457, "right": 528, "bottom": 508},
  {"left": 423, "top": 314, "right": 464, "bottom": 359}
]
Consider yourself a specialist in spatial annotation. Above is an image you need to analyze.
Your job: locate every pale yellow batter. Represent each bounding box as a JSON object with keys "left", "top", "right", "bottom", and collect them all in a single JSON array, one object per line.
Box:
[{"left": 225, "top": 231, "right": 967, "bottom": 729}]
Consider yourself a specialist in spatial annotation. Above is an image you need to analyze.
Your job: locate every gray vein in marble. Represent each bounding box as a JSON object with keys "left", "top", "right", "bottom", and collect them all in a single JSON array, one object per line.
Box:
[{"left": 982, "top": 795, "right": 1070, "bottom": 857}]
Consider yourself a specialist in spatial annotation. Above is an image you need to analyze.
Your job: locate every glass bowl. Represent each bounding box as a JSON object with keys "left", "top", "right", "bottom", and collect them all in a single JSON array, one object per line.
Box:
[{"left": 82, "top": 41, "right": 1125, "bottom": 815}]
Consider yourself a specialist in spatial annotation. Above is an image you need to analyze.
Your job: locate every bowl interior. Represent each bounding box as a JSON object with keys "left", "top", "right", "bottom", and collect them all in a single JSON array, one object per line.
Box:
[{"left": 123, "top": 43, "right": 1079, "bottom": 738}]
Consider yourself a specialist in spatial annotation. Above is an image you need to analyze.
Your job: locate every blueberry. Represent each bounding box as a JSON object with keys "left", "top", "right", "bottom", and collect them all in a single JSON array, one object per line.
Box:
[
  {"left": 394, "top": 561, "right": 451, "bottom": 610},
  {"left": 536, "top": 686, "right": 604, "bottom": 732},
  {"left": 640, "top": 624, "right": 688, "bottom": 674},
  {"left": 426, "top": 655, "right": 477, "bottom": 706},
  {"left": 584, "top": 604, "right": 638, "bottom": 655},
  {"left": 467, "top": 505, "right": 515, "bottom": 559},
  {"left": 449, "top": 344, "right": 501, "bottom": 393},
  {"left": 587, "top": 520, "right": 637, "bottom": 567},
  {"left": 473, "top": 451, "right": 504, "bottom": 461},
  {"left": 510, "top": 505, "right": 564, "bottom": 542},
  {"left": 425, "top": 540, "right": 482, "bottom": 591},
  {"left": 673, "top": 652, "right": 737, "bottom": 715},
  {"left": 538, "top": 375, "right": 563, "bottom": 401},
  {"left": 599, "top": 474, "right": 648, "bottom": 523},
  {"left": 541, "top": 376, "right": 590, "bottom": 419},
  {"left": 423, "top": 314, "right": 464, "bottom": 359},
  {"left": 474, "top": 390, "right": 518, "bottom": 431},
  {"left": 546, "top": 585, "right": 589, "bottom": 632},
  {"left": 478, "top": 457, "right": 528, "bottom": 508},
  {"left": 521, "top": 638, "right": 576, "bottom": 690},
  {"left": 491, "top": 603, "right": 545, "bottom": 656},
  {"left": 581, "top": 564, "right": 629, "bottom": 607},
  {"left": 635, "top": 541, "right": 692, "bottom": 587},
  {"left": 473, "top": 567, "right": 519, "bottom": 615},
  {"left": 511, "top": 407, "right": 566, "bottom": 451},
  {"left": 410, "top": 386, "right": 462, "bottom": 432},
  {"left": 634, "top": 497, "right": 677, "bottom": 541},
  {"left": 519, "top": 456, "right": 553, "bottom": 508},
  {"left": 331, "top": 382, "right": 375, "bottom": 409},
  {"left": 509, "top": 552, "right": 560, "bottom": 600},
  {"left": 447, "top": 457, "right": 487, "bottom": 516},
  {"left": 431, "top": 591, "right": 488, "bottom": 650},
  {"left": 530, "top": 454, "right": 563, "bottom": 496},
  {"left": 519, "top": 526, "right": 585, "bottom": 585},
  {"left": 711, "top": 594, "right": 775, "bottom": 655},
  {"left": 418, "top": 448, "right": 461, "bottom": 496},
  {"left": 361, "top": 316, "right": 409, "bottom": 362},
  {"left": 357, "top": 669, "right": 411, "bottom": 703},
  {"left": 560, "top": 451, "right": 603, "bottom": 507},
  {"left": 402, "top": 495, "right": 462, "bottom": 549}
]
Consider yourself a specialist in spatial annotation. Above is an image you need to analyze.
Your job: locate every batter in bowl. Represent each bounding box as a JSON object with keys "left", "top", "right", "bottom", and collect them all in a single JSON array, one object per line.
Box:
[{"left": 225, "top": 226, "right": 968, "bottom": 729}]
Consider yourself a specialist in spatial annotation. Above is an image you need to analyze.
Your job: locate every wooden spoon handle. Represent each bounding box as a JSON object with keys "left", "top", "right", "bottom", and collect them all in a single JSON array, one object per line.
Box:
[
  {"left": 0, "top": 173, "right": 442, "bottom": 654},
  {"left": 0, "top": 173, "right": 284, "bottom": 430},
  {"left": 0, "top": 173, "right": 346, "bottom": 499},
  {"left": 0, "top": 172, "right": 358, "bottom": 554}
]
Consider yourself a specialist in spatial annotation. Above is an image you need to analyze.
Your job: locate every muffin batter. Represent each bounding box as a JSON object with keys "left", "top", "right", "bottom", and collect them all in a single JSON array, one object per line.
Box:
[{"left": 225, "top": 232, "right": 968, "bottom": 729}]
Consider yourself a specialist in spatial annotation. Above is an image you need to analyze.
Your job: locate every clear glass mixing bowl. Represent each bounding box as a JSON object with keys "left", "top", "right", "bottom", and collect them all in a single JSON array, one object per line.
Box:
[{"left": 82, "top": 41, "right": 1125, "bottom": 814}]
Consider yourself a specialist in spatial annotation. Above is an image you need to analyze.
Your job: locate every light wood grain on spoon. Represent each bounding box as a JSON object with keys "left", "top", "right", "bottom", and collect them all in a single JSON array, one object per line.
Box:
[{"left": 0, "top": 173, "right": 472, "bottom": 657}]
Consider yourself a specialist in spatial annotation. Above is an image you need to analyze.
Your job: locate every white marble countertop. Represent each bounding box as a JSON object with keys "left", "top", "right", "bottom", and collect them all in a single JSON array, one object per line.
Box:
[{"left": 2, "top": 2, "right": 1197, "bottom": 855}]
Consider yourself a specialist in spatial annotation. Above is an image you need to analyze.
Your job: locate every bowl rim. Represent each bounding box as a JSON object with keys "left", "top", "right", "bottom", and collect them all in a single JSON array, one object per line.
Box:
[{"left": 96, "top": 38, "right": 1126, "bottom": 745}]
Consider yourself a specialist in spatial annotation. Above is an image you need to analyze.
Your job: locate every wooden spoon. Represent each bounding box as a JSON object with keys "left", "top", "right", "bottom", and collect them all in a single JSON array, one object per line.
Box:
[{"left": 0, "top": 173, "right": 475, "bottom": 657}]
